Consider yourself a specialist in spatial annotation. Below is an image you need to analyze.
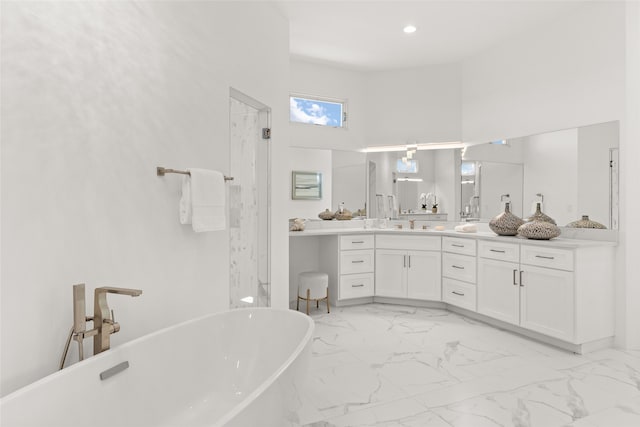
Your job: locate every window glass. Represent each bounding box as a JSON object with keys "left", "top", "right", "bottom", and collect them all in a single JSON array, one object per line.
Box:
[{"left": 290, "top": 95, "right": 345, "bottom": 127}]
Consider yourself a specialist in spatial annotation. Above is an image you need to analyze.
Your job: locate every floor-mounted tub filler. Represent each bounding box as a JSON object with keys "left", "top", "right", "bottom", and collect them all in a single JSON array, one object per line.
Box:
[{"left": 1, "top": 308, "right": 314, "bottom": 427}]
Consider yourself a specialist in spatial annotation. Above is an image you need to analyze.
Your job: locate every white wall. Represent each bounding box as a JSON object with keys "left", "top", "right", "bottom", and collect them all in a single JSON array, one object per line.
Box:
[
  {"left": 0, "top": 1, "right": 290, "bottom": 395},
  {"left": 461, "top": 1, "right": 625, "bottom": 143},
  {"left": 620, "top": 0, "right": 640, "bottom": 349},
  {"left": 365, "top": 65, "right": 462, "bottom": 146},
  {"left": 287, "top": 148, "right": 333, "bottom": 219},
  {"left": 289, "top": 59, "right": 367, "bottom": 151}
]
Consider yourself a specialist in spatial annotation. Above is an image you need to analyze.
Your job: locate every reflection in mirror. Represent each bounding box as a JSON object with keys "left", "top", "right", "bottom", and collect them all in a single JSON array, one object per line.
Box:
[
  {"left": 296, "top": 121, "right": 618, "bottom": 230},
  {"left": 331, "top": 150, "right": 367, "bottom": 214},
  {"left": 462, "top": 121, "right": 619, "bottom": 229}
]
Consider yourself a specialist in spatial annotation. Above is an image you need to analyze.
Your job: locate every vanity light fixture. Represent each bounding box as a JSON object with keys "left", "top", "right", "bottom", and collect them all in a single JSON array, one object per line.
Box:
[
  {"left": 403, "top": 25, "right": 417, "bottom": 34},
  {"left": 362, "top": 141, "right": 465, "bottom": 153}
]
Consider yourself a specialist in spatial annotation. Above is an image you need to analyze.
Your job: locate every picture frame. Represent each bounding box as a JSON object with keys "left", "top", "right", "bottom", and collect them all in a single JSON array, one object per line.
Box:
[{"left": 292, "top": 171, "right": 322, "bottom": 200}]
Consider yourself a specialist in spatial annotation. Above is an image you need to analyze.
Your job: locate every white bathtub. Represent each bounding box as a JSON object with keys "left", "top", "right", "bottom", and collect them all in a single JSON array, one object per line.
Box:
[{"left": 1, "top": 308, "right": 314, "bottom": 427}]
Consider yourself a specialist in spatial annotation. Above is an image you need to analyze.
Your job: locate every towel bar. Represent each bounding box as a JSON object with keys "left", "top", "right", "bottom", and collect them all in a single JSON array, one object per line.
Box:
[{"left": 157, "top": 167, "right": 233, "bottom": 181}]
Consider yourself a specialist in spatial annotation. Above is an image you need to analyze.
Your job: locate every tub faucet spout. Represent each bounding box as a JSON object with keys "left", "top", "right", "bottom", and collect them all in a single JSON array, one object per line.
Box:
[{"left": 93, "top": 287, "right": 143, "bottom": 356}]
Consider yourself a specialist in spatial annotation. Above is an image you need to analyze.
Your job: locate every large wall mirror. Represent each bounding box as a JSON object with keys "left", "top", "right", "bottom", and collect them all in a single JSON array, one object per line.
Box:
[
  {"left": 461, "top": 121, "right": 619, "bottom": 229},
  {"left": 296, "top": 120, "right": 619, "bottom": 230}
]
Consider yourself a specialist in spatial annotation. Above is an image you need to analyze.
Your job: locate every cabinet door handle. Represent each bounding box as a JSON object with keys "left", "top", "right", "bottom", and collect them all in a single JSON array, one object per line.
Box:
[
  {"left": 452, "top": 244, "right": 464, "bottom": 248},
  {"left": 351, "top": 240, "right": 365, "bottom": 244},
  {"left": 452, "top": 265, "right": 465, "bottom": 270},
  {"left": 452, "top": 291, "right": 465, "bottom": 296},
  {"left": 535, "top": 255, "right": 555, "bottom": 260},
  {"left": 351, "top": 260, "right": 364, "bottom": 264},
  {"left": 408, "top": 255, "right": 411, "bottom": 268},
  {"left": 520, "top": 270, "right": 524, "bottom": 287},
  {"left": 351, "top": 284, "right": 365, "bottom": 288},
  {"left": 513, "top": 269, "right": 518, "bottom": 286},
  {"left": 404, "top": 255, "right": 406, "bottom": 268},
  {"left": 490, "top": 249, "right": 506, "bottom": 253}
]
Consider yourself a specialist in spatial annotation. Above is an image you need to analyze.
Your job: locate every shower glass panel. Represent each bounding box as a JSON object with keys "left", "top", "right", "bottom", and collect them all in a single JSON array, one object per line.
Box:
[{"left": 229, "top": 91, "right": 271, "bottom": 308}]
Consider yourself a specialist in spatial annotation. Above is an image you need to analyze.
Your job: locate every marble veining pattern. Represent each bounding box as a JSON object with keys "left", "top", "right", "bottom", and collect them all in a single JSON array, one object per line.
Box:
[
  {"left": 229, "top": 96, "right": 263, "bottom": 308},
  {"left": 298, "top": 304, "right": 640, "bottom": 427}
]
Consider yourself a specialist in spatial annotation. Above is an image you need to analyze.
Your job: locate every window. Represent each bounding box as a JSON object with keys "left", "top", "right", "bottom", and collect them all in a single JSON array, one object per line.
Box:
[
  {"left": 289, "top": 94, "right": 346, "bottom": 128},
  {"left": 397, "top": 158, "right": 418, "bottom": 173}
]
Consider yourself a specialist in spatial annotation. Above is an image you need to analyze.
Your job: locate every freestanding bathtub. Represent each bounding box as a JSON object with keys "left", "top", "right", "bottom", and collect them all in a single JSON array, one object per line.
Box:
[{"left": 1, "top": 308, "right": 314, "bottom": 427}]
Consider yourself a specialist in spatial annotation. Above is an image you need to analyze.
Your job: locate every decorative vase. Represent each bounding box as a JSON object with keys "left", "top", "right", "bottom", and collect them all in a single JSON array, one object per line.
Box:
[
  {"left": 489, "top": 202, "right": 525, "bottom": 236},
  {"left": 525, "top": 202, "right": 556, "bottom": 225},
  {"left": 517, "top": 221, "right": 561, "bottom": 240},
  {"left": 431, "top": 206, "right": 438, "bottom": 213},
  {"left": 566, "top": 215, "right": 606, "bottom": 229},
  {"left": 318, "top": 209, "right": 335, "bottom": 220},
  {"left": 334, "top": 208, "right": 353, "bottom": 220}
]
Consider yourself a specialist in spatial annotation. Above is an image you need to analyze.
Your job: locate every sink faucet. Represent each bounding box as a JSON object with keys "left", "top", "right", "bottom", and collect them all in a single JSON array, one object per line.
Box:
[
  {"left": 59, "top": 284, "right": 142, "bottom": 369},
  {"left": 93, "top": 287, "right": 143, "bottom": 356}
]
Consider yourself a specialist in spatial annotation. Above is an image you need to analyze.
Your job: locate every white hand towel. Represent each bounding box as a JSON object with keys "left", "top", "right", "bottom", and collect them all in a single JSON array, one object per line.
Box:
[
  {"left": 186, "top": 168, "right": 226, "bottom": 232},
  {"left": 454, "top": 223, "right": 477, "bottom": 233},
  {"left": 180, "top": 175, "right": 192, "bottom": 225}
]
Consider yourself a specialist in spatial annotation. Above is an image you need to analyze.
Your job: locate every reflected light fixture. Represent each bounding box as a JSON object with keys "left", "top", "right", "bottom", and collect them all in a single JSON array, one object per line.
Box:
[{"left": 403, "top": 25, "right": 417, "bottom": 34}]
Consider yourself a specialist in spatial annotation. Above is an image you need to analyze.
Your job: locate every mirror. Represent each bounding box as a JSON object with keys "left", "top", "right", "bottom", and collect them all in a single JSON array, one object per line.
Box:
[
  {"left": 292, "top": 121, "right": 619, "bottom": 229},
  {"left": 462, "top": 121, "right": 619, "bottom": 229}
]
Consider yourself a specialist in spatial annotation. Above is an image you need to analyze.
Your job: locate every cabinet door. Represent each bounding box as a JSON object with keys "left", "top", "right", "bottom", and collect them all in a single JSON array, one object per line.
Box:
[
  {"left": 477, "top": 258, "right": 520, "bottom": 325},
  {"left": 520, "top": 265, "right": 574, "bottom": 342},
  {"left": 375, "top": 249, "right": 407, "bottom": 298},
  {"left": 407, "top": 250, "right": 442, "bottom": 301}
]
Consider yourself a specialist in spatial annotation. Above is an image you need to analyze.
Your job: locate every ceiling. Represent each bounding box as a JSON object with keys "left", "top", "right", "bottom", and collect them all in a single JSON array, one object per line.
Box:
[{"left": 277, "top": 0, "right": 587, "bottom": 71}]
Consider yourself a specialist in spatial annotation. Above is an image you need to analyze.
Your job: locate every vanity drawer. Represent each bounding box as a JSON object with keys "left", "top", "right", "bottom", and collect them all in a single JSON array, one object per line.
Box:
[
  {"left": 340, "top": 273, "right": 374, "bottom": 299},
  {"left": 521, "top": 245, "right": 574, "bottom": 271},
  {"left": 376, "top": 235, "right": 441, "bottom": 251},
  {"left": 443, "top": 237, "right": 477, "bottom": 256},
  {"left": 442, "top": 278, "right": 477, "bottom": 312},
  {"left": 340, "top": 234, "right": 374, "bottom": 250},
  {"left": 442, "top": 252, "right": 477, "bottom": 283},
  {"left": 478, "top": 240, "right": 520, "bottom": 262},
  {"left": 340, "top": 250, "right": 374, "bottom": 274}
]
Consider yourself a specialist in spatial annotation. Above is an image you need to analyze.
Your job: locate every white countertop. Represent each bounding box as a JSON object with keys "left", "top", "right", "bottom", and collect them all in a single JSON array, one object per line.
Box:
[{"left": 289, "top": 227, "right": 617, "bottom": 248}]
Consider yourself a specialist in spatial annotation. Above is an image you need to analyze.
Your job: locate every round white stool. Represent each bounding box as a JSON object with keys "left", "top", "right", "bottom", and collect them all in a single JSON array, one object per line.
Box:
[{"left": 297, "top": 271, "right": 330, "bottom": 315}]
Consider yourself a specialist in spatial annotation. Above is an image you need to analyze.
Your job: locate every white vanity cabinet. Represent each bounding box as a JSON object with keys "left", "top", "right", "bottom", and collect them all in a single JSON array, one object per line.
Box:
[
  {"left": 336, "top": 235, "right": 375, "bottom": 301},
  {"left": 477, "top": 240, "right": 615, "bottom": 346},
  {"left": 375, "top": 235, "right": 442, "bottom": 300},
  {"left": 442, "top": 237, "right": 477, "bottom": 311},
  {"left": 477, "top": 241, "right": 521, "bottom": 325}
]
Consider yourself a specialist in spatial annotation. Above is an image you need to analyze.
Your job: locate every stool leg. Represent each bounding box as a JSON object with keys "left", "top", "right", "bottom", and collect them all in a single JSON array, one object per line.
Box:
[
  {"left": 316, "top": 299, "right": 319, "bottom": 309},
  {"left": 296, "top": 295, "right": 299, "bottom": 311},
  {"left": 326, "top": 287, "right": 330, "bottom": 313},
  {"left": 306, "top": 289, "right": 310, "bottom": 315}
]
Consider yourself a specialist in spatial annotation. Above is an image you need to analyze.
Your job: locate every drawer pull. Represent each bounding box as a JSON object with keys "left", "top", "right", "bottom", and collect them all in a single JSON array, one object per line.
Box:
[
  {"left": 351, "top": 284, "right": 365, "bottom": 288},
  {"left": 490, "top": 249, "right": 506, "bottom": 253},
  {"left": 351, "top": 260, "right": 365, "bottom": 264},
  {"left": 452, "top": 244, "right": 465, "bottom": 248},
  {"left": 452, "top": 291, "right": 465, "bottom": 296},
  {"left": 452, "top": 265, "right": 465, "bottom": 270},
  {"left": 513, "top": 269, "right": 518, "bottom": 286},
  {"left": 351, "top": 241, "right": 365, "bottom": 244},
  {"left": 535, "top": 255, "right": 555, "bottom": 260}
]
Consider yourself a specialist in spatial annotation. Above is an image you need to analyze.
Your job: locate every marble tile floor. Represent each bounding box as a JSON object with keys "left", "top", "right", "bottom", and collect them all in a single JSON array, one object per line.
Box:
[{"left": 297, "top": 303, "right": 640, "bottom": 427}]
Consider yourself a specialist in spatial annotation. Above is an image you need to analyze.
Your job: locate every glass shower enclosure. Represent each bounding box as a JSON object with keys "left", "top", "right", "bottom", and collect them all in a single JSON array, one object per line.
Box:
[{"left": 228, "top": 88, "right": 271, "bottom": 308}]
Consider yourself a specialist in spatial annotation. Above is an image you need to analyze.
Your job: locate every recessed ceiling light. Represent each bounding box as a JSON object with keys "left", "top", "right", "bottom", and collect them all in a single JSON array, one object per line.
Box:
[{"left": 403, "top": 25, "right": 417, "bottom": 34}]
